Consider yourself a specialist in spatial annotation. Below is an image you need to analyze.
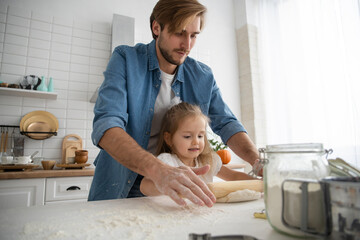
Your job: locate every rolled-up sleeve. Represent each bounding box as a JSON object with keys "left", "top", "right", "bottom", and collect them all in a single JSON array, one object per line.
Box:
[{"left": 92, "top": 47, "right": 129, "bottom": 147}]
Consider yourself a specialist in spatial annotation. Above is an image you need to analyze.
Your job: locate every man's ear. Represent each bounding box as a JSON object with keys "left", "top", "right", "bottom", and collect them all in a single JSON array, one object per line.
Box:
[
  {"left": 152, "top": 20, "right": 161, "bottom": 38},
  {"left": 164, "top": 132, "right": 172, "bottom": 147}
]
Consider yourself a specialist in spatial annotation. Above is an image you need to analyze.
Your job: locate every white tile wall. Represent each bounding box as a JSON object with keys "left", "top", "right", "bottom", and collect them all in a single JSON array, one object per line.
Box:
[{"left": 0, "top": 5, "right": 111, "bottom": 165}]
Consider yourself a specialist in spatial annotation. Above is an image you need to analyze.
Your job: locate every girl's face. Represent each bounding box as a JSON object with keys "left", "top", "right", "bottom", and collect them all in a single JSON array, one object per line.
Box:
[{"left": 165, "top": 115, "right": 207, "bottom": 166}]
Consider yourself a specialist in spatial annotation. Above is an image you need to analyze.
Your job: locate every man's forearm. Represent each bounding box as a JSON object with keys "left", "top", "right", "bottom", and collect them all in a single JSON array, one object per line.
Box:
[
  {"left": 98, "top": 127, "right": 164, "bottom": 178},
  {"left": 226, "top": 132, "right": 259, "bottom": 166}
]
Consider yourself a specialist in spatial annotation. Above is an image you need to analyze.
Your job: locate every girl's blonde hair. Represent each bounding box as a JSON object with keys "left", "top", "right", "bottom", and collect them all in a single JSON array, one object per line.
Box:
[
  {"left": 156, "top": 102, "right": 213, "bottom": 168},
  {"left": 150, "top": 0, "right": 207, "bottom": 39}
]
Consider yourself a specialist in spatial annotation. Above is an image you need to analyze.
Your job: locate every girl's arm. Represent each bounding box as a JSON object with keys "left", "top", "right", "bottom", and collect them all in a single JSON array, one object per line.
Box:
[
  {"left": 216, "top": 165, "right": 256, "bottom": 181},
  {"left": 140, "top": 177, "right": 162, "bottom": 196}
]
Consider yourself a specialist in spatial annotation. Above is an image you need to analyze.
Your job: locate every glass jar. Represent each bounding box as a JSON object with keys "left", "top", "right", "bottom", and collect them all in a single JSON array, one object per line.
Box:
[{"left": 262, "top": 143, "right": 331, "bottom": 237}]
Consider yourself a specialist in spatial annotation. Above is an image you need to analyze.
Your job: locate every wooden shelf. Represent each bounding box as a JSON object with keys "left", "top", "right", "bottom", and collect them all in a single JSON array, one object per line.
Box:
[{"left": 0, "top": 87, "right": 57, "bottom": 100}]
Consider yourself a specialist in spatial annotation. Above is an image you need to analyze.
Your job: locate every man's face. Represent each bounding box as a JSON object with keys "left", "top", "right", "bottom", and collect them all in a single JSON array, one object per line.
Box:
[{"left": 153, "top": 16, "right": 201, "bottom": 73}]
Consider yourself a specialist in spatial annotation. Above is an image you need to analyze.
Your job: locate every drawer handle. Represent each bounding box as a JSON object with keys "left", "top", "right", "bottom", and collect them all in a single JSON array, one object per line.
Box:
[{"left": 66, "top": 186, "right": 81, "bottom": 191}]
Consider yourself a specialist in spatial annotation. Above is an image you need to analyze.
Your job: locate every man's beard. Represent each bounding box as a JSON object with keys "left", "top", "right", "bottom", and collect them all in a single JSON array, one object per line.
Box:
[{"left": 158, "top": 35, "right": 188, "bottom": 66}]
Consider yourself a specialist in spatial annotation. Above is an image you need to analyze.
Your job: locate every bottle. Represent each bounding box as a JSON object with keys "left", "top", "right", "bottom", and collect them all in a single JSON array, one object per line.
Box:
[
  {"left": 47, "top": 77, "right": 54, "bottom": 92},
  {"left": 37, "top": 76, "right": 48, "bottom": 92}
]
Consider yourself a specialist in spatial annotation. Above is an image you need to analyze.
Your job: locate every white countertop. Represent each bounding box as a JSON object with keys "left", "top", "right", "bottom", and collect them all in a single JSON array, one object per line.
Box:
[{"left": 0, "top": 196, "right": 298, "bottom": 240}]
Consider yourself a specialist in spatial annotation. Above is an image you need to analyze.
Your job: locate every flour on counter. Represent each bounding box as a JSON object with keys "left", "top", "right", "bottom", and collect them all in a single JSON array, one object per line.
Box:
[{"left": 21, "top": 199, "right": 227, "bottom": 240}]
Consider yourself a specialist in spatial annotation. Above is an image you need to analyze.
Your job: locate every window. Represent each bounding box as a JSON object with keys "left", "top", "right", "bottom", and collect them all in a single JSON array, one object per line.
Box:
[{"left": 257, "top": 0, "right": 360, "bottom": 167}]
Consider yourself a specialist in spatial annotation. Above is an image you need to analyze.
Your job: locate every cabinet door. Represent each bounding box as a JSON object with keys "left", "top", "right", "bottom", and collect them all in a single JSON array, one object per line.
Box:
[
  {"left": 45, "top": 176, "right": 92, "bottom": 203},
  {"left": 0, "top": 178, "right": 45, "bottom": 209}
]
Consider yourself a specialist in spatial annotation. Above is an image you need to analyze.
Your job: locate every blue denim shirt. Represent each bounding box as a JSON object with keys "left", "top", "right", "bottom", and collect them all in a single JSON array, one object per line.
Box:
[{"left": 88, "top": 40, "right": 246, "bottom": 201}]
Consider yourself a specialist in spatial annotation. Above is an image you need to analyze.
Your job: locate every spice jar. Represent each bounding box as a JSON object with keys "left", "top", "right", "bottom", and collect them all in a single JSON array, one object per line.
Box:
[{"left": 261, "top": 143, "right": 331, "bottom": 237}]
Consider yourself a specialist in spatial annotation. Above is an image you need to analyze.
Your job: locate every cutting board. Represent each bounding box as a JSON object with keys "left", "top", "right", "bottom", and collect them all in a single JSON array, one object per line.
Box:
[{"left": 61, "top": 134, "right": 82, "bottom": 164}]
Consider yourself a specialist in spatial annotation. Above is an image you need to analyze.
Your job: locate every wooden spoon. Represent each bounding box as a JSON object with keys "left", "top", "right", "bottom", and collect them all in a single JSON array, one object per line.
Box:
[
  {"left": 0, "top": 130, "right": 4, "bottom": 156},
  {"left": 2, "top": 130, "right": 8, "bottom": 157}
]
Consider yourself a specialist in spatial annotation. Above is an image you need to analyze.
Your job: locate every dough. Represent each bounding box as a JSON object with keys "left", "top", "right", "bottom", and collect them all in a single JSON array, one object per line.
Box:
[{"left": 216, "top": 189, "right": 262, "bottom": 203}]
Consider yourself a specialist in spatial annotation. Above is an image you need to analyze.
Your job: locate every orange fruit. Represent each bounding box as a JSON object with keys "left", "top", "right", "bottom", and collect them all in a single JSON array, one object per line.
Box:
[{"left": 216, "top": 149, "right": 231, "bottom": 164}]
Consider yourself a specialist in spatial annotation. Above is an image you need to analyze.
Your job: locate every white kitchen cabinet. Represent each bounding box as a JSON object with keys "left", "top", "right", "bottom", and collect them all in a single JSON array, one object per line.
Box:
[
  {"left": 45, "top": 176, "right": 93, "bottom": 204},
  {"left": 0, "top": 178, "right": 45, "bottom": 209},
  {"left": 0, "top": 176, "right": 93, "bottom": 208}
]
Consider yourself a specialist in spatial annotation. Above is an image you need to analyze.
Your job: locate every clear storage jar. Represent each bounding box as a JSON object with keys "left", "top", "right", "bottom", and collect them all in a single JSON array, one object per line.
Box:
[{"left": 262, "top": 143, "right": 331, "bottom": 237}]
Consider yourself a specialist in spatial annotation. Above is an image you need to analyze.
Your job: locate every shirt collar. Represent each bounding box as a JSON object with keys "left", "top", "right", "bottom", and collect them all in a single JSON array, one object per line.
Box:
[{"left": 148, "top": 39, "right": 185, "bottom": 83}]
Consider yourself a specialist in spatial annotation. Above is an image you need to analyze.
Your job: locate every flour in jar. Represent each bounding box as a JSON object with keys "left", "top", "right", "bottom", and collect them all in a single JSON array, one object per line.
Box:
[{"left": 265, "top": 185, "right": 326, "bottom": 237}]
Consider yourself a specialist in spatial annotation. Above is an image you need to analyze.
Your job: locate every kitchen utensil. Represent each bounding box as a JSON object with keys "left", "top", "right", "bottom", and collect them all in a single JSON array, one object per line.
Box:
[
  {"left": 56, "top": 163, "right": 90, "bottom": 169},
  {"left": 65, "top": 146, "right": 78, "bottom": 164},
  {"left": 62, "top": 134, "right": 82, "bottom": 164},
  {"left": 281, "top": 177, "right": 360, "bottom": 239},
  {"left": 207, "top": 180, "right": 263, "bottom": 199},
  {"left": 75, "top": 150, "right": 88, "bottom": 164},
  {"left": 328, "top": 158, "right": 360, "bottom": 177},
  {"left": 12, "top": 133, "right": 24, "bottom": 157},
  {"left": 41, "top": 160, "right": 56, "bottom": 170},
  {"left": 0, "top": 129, "right": 4, "bottom": 157},
  {"left": 14, "top": 156, "right": 32, "bottom": 164},
  {"left": 30, "top": 151, "right": 39, "bottom": 161},
  {"left": 3, "top": 129, "right": 8, "bottom": 157},
  {"left": 188, "top": 233, "right": 258, "bottom": 240},
  {"left": 262, "top": 143, "right": 331, "bottom": 237},
  {"left": 19, "top": 110, "right": 58, "bottom": 140}
]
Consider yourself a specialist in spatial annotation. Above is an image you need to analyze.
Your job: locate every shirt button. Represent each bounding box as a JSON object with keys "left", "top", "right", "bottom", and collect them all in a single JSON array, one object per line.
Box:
[
  {"left": 128, "top": 180, "right": 131, "bottom": 184},
  {"left": 155, "top": 85, "right": 159, "bottom": 88},
  {"left": 150, "top": 108, "right": 153, "bottom": 112}
]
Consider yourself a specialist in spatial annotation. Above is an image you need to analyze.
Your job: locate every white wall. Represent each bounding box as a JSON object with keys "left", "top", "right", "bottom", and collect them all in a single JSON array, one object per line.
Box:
[{"left": 0, "top": 0, "right": 243, "bottom": 164}]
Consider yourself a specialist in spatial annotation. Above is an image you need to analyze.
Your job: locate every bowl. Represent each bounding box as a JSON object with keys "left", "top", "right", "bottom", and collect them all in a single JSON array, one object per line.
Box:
[
  {"left": 75, "top": 150, "right": 88, "bottom": 164},
  {"left": 14, "top": 156, "right": 31, "bottom": 164},
  {"left": 75, "top": 150, "right": 88, "bottom": 156},
  {"left": 41, "top": 160, "right": 56, "bottom": 170}
]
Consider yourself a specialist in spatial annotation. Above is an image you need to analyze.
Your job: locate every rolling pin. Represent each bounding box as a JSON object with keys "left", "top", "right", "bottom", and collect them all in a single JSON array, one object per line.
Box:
[{"left": 207, "top": 180, "right": 263, "bottom": 199}]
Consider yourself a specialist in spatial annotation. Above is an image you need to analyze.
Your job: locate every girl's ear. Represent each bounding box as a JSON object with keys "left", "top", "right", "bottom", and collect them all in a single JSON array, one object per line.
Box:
[
  {"left": 164, "top": 132, "right": 172, "bottom": 147},
  {"left": 152, "top": 20, "right": 161, "bottom": 38}
]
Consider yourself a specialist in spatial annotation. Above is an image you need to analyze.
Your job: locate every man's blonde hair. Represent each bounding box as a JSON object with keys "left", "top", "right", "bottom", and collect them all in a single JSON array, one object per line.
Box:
[{"left": 150, "top": 0, "right": 207, "bottom": 39}]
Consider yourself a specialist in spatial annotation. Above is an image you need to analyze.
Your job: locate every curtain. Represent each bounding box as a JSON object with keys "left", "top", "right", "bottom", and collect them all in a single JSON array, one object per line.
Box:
[{"left": 257, "top": 0, "right": 360, "bottom": 167}]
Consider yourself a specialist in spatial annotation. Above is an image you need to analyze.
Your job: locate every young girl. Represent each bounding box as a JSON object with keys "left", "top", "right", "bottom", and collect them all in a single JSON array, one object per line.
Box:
[{"left": 140, "top": 102, "right": 255, "bottom": 196}]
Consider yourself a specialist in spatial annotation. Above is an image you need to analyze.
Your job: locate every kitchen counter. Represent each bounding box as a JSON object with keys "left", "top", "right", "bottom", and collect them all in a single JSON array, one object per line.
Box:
[
  {"left": 0, "top": 168, "right": 94, "bottom": 180},
  {"left": 0, "top": 196, "right": 298, "bottom": 240}
]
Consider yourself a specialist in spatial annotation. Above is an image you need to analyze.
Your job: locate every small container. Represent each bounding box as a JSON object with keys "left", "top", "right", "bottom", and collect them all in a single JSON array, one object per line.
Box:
[
  {"left": 47, "top": 77, "right": 54, "bottom": 92},
  {"left": 1, "top": 156, "right": 14, "bottom": 164},
  {"left": 262, "top": 143, "right": 331, "bottom": 237},
  {"left": 75, "top": 150, "right": 88, "bottom": 164},
  {"left": 41, "top": 160, "right": 56, "bottom": 170},
  {"left": 37, "top": 76, "right": 48, "bottom": 92}
]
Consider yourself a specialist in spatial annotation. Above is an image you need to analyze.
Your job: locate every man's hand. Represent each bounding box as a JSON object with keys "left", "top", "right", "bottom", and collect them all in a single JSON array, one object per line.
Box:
[{"left": 151, "top": 164, "right": 216, "bottom": 207}]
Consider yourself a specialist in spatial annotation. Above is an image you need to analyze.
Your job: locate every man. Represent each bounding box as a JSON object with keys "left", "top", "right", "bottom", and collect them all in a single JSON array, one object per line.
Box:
[{"left": 88, "top": 0, "right": 259, "bottom": 207}]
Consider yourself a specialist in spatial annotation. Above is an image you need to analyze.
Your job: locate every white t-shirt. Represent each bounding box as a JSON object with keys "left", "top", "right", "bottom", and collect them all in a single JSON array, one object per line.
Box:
[
  {"left": 147, "top": 70, "right": 181, "bottom": 154},
  {"left": 157, "top": 152, "right": 223, "bottom": 183}
]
